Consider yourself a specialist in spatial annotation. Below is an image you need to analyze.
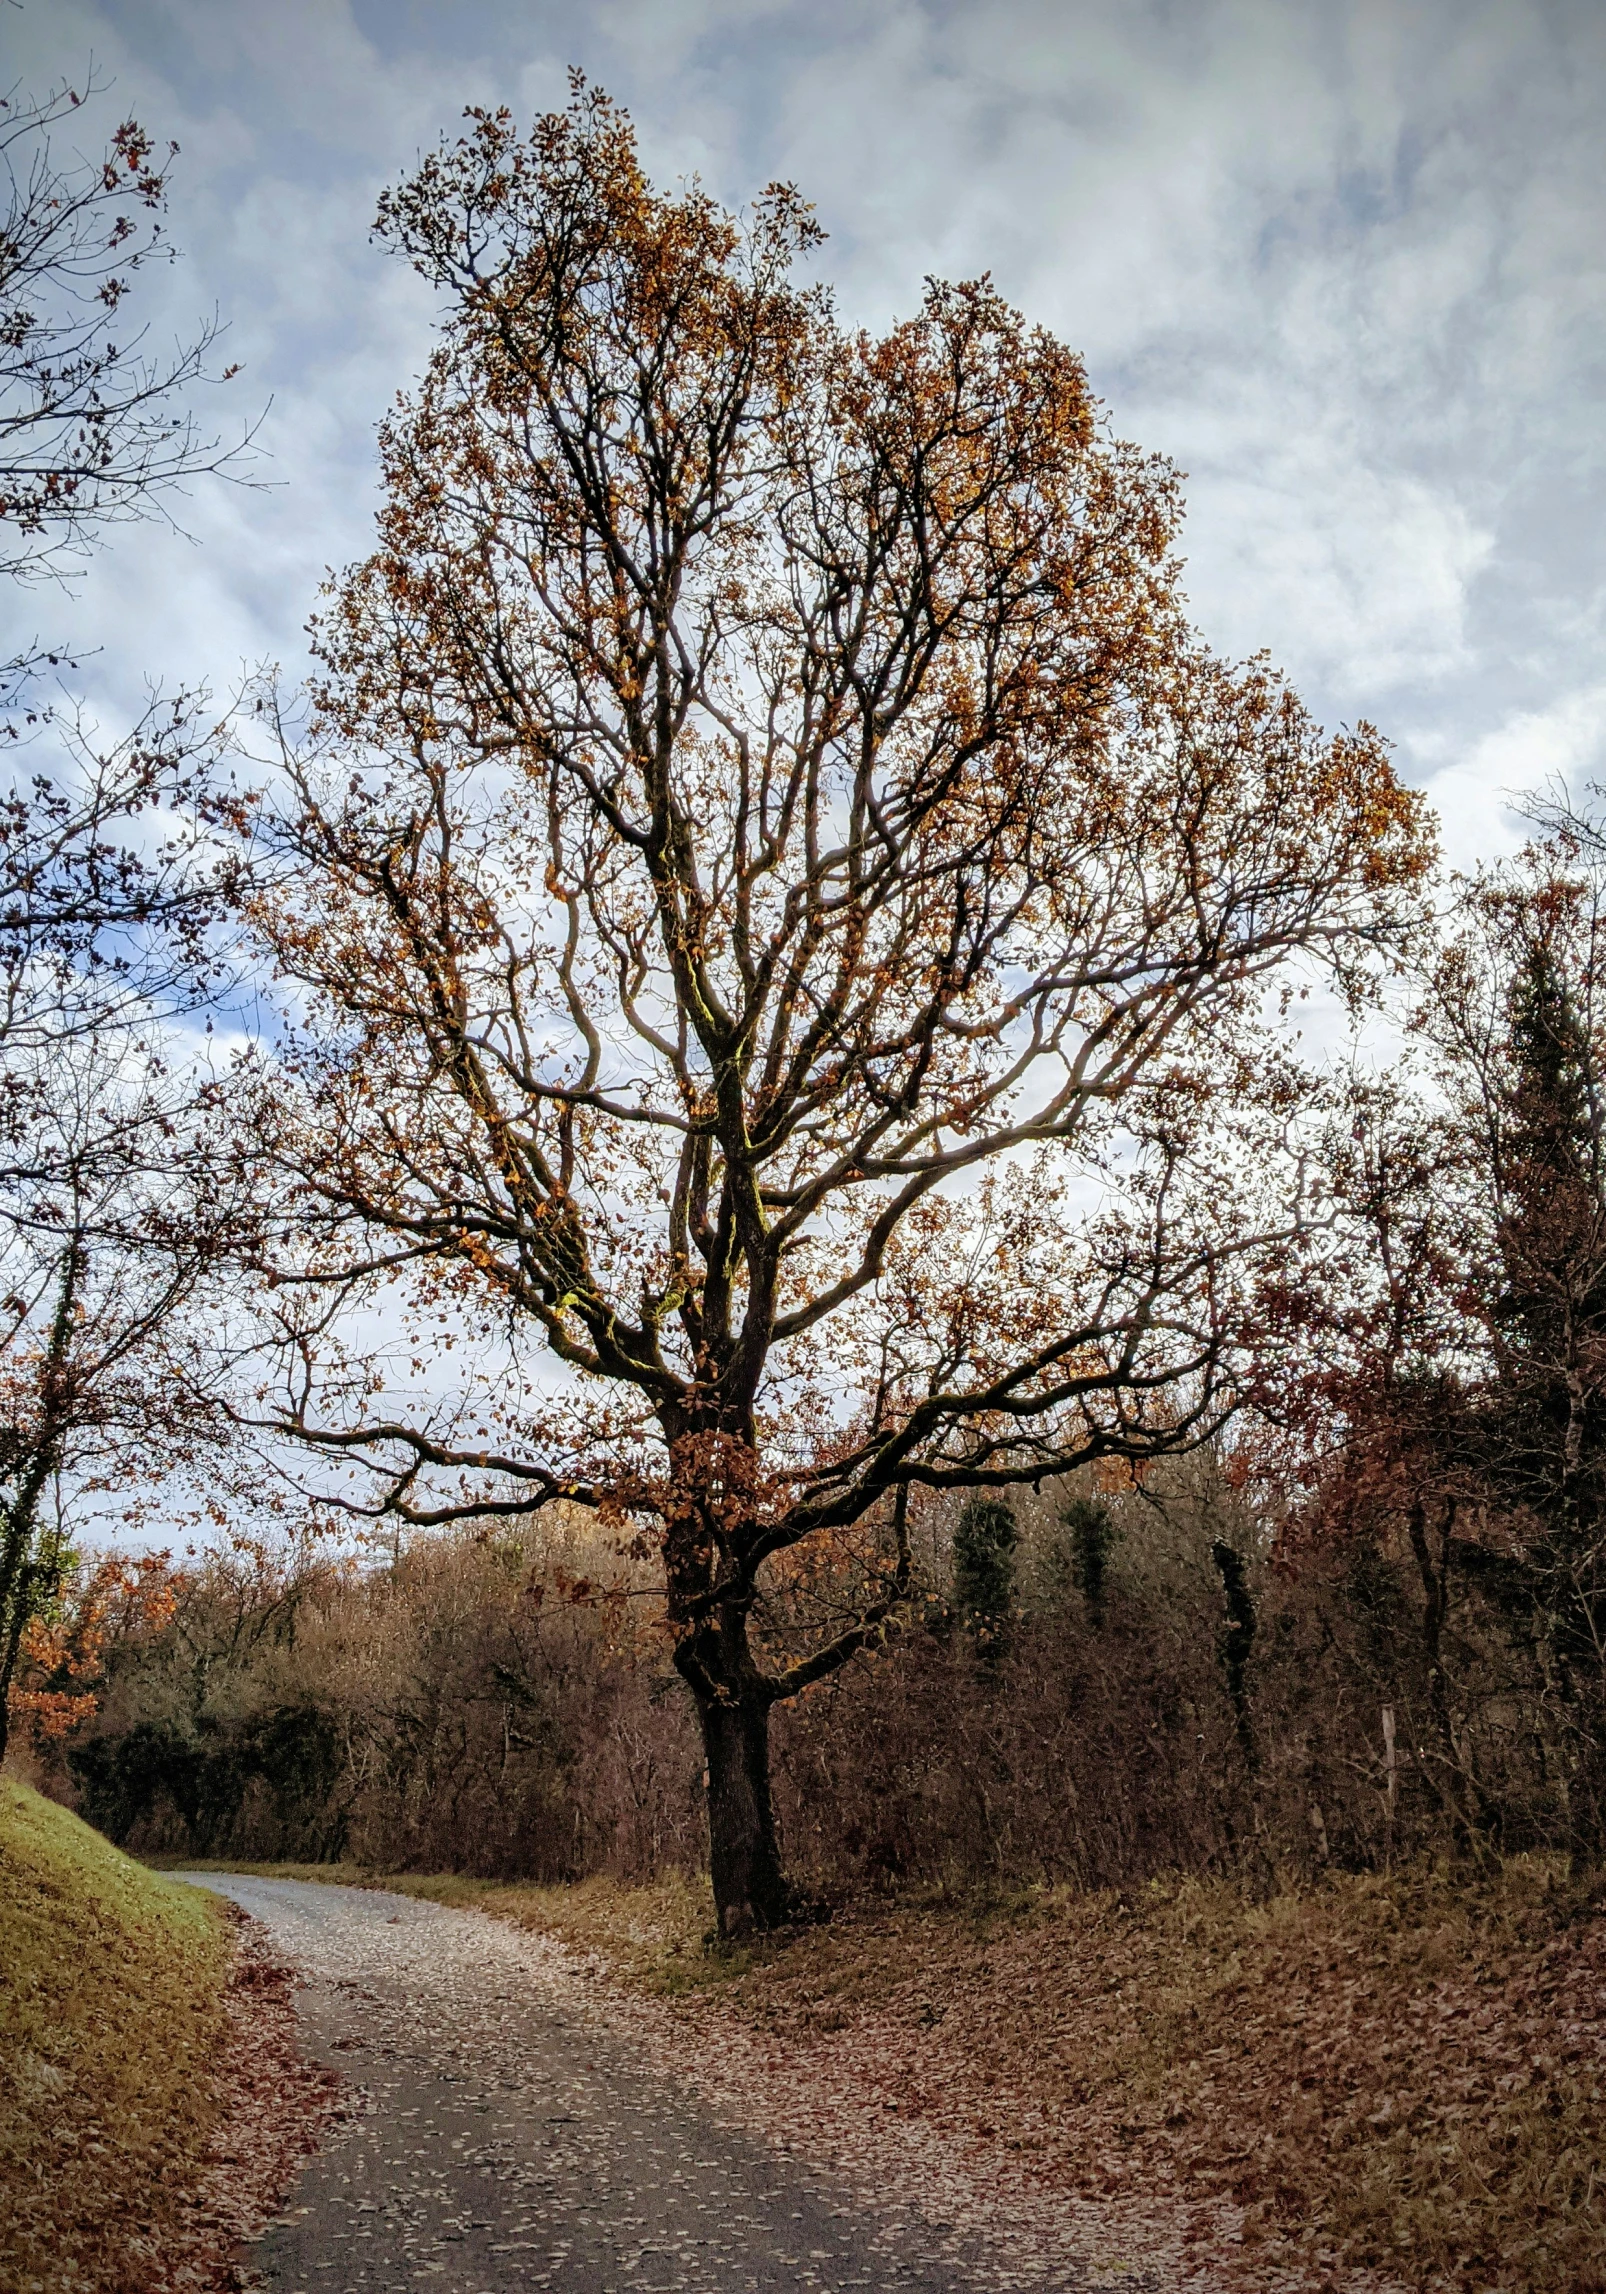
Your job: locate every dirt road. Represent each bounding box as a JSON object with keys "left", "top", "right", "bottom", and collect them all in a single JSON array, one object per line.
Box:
[{"left": 179, "top": 1876, "right": 1181, "bottom": 2294}]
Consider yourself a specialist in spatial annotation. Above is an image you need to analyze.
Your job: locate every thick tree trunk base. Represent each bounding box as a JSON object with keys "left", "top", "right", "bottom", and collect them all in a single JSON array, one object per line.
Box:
[{"left": 696, "top": 1688, "right": 792, "bottom": 1939}]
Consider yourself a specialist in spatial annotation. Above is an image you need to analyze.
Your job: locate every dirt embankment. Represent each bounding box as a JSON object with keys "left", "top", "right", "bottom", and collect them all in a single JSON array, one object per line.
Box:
[{"left": 671, "top": 1870, "right": 1606, "bottom": 2294}]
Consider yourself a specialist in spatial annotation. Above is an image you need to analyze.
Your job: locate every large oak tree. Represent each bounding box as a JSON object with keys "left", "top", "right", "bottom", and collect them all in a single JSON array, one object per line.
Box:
[{"left": 247, "top": 86, "right": 1430, "bottom": 1934}]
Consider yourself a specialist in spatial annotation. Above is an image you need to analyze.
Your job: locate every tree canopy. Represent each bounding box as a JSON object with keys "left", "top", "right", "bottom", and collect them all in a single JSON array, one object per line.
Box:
[{"left": 243, "top": 85, "right": 1430, "bottom": 1929}]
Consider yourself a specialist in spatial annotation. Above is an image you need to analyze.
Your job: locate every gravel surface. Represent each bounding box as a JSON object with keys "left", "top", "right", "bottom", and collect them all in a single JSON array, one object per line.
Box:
[{"left": 175, "top": 1876, "right": 1211, "bottom": 2294}]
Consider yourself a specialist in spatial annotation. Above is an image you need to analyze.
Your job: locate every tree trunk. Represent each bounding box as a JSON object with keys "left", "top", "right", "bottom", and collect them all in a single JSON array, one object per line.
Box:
[
  {"left": 697, "top": 1685, "right": 790, "bottom": 1937},
  {"left": 675, "top": 1606, "right": 791, "bottom": 1938},
  {"left": 0, "top": 1520, "right": 35, "bottom": 1773}
]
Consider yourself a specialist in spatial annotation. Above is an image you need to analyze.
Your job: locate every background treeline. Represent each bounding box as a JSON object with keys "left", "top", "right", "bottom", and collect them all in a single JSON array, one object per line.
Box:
[{"left": 12, "top": 1453, "right": 1582, "bottom": 1894}]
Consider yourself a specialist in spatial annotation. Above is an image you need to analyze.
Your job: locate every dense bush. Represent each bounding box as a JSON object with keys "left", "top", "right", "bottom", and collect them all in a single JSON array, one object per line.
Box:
[
  {"left": 34, "top": 1523, "right": 703, "bottom": 1879},
  {"left": 772, "top": 1468, "right": 1564, "bottom": 1895}
]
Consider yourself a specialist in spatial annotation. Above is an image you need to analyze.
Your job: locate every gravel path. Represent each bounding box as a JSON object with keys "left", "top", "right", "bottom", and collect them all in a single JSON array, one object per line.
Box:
[{"left": 176, "top": 1876, "right": 1196, "bottom": 2294}]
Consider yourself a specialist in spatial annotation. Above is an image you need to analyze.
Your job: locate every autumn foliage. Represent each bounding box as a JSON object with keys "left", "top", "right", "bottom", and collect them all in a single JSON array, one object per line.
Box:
[{"left": 232, "top": 83, "right": 1429, "bottom": 1933}]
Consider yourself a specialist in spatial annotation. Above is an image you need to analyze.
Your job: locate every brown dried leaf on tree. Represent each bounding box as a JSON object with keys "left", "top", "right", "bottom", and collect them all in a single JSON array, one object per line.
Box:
[{"left": 234, "top": 79, "right": 1431, "bottom": 1935}]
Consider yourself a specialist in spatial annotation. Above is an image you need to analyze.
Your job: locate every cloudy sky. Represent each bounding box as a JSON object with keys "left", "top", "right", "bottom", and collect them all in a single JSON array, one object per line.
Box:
[{"left": 7, "top": 0, "right": 1604, "bottom": 868}]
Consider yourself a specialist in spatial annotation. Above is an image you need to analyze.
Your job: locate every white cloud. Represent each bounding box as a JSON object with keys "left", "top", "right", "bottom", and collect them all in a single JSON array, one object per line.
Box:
[
  {"left": 1424, "top": 683, "right": 1606, "bottom": 871},
  {"left": 0, "top": 0, "right": 1600, "bottom": 851}
]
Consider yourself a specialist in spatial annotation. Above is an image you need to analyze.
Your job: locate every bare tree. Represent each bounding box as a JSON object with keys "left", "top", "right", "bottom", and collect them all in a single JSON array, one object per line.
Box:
[
  {"left": 0, "top": 71, "right": 257, "bottom": 599},
  {"left": 1259, "top": 817, "right": 1606, "bottom": 1862},
  {"left": 0, "top": 72, "right": 257, "bottom": 1758},
  {"left": 244, "top": 87, "right": 1432, "bottom": 1933},
  {"left": 0, "top": 1022, "right": 250, "bottom": 1766},
  {"left": 0, "top": 64, "right": 253, "bottom": 1035}
]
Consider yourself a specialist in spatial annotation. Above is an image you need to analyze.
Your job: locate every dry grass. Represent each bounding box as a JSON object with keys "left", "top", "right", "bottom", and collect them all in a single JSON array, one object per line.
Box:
[
  {"left": 156, "top": 1856, "right": 716, "bottom": 1979},
  {"left": 654, "top": 1864, "right": 1606, "bottom": 2293},
  {"left": 0, "top": 1781, "right": 232, "bottom": 2293}
]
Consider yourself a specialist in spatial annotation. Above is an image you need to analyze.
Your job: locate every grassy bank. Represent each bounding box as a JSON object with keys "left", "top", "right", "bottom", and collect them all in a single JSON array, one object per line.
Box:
[
  {"left": 0, "top": 1782, "right": 232, "bottom": 2293},
  {"left": 168, "top": 1853, "right": 1606, "bottom": 2290}
]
